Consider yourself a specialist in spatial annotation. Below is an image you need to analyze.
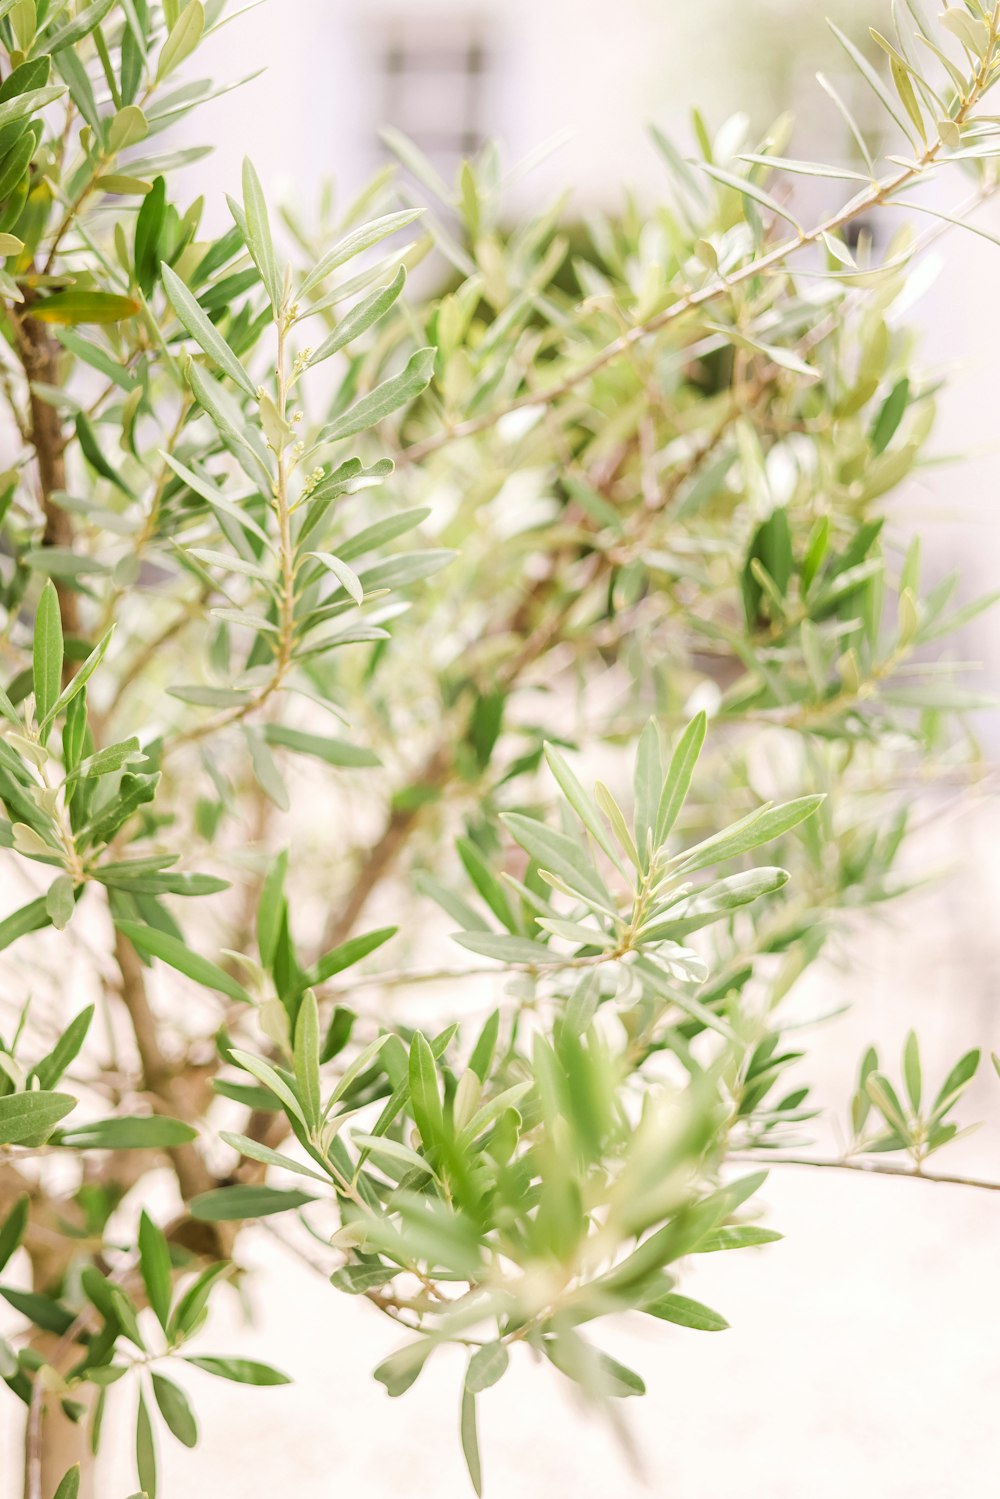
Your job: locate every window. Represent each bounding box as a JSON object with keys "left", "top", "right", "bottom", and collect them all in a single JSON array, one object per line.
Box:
[{"left": 374, "top": 17, "right": 492, "bottom": 180}]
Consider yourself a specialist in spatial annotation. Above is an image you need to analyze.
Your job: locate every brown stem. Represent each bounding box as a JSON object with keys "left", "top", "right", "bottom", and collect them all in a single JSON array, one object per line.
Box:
[
  {"left": 20, "top": 316, "right": 80, "bottom": 644},
  {"left": 323, "top": 741, "right": 452, "bottom": 950},
  {"left": 112, "top": 926, "right": 215, "bottom": 1201},
  {"left": 22, "top": 1333, "right": 97, "bottom": 1499}
]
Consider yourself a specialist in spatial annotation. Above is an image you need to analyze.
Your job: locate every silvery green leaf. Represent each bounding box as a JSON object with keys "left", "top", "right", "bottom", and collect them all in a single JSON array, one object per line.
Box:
[
  {"left": 157, "top": 1, "right": 205, "bottom": 82},
  {"left": 300, "top": 212, "right": 420, "bottom": 298},
  {"left": 218, "top": 1132, "right": 327, "bottom": 1182},
  {"left": 695, "top": 161, "right": 804, "bottom": 232},
  {"left": 319, "top": 347, "right": 436, "bottom": 444},
  {"left": 241, "top": 156, "right": 282, "bottom": 314},
  {"left": 162, "top": 264, "right": 256, "bottom": 396}
]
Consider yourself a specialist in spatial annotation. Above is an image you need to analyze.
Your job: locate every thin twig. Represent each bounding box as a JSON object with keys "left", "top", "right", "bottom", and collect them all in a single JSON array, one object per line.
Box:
[{"left": 729, "top": 1152, "right": 1000, "bottom": 1193}]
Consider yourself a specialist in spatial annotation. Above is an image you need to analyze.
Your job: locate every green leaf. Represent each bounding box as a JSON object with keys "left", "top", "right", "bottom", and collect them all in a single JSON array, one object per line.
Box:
[
  {"left": 262, "top": 724, "right": 379, "bottom": 769},
  {"left": 0, "top": 1090, "right": 76, "bottom": 1146},
  {"left": 889, "top": 55, "right": 925, "bottom": 145},
  {"left": 45, "top": 875, "right": 76, "bottom": 931},
  {"left": 228, "top": 1049, "right": 306, "bottom": 1123},
  {"left": 866, "top": 1072, "right": 910, "bottom": 1135},
  {"left": 28, "top": 291, "right": 140, "bottom": 325},
  {"left": 167, "top": 1262, "right": 232, "bottom": 1342},
  {"left": 53, "top": 1466, "right": 81, "bottom": 1499},
  {"left": 45, "top": 0, "right": 116, "bottom": 52},
  {"left": 184, "top": 1355, "right": 291, "bottom": 1385},
  {"left": 828, "top": 20, "right": 921, "bottom": 147},
  {"left": 468, "top": 1010, "right": 500, "bottom": 1083},
  {"left": 134, "top": 175, "right": 166, "bottom": 297},
  {"left": 31, "top": 1006, "right": 94, "bottom": 1089},
  {"left": 460, "top": 1386, "right": 482, "bottom": 1497},
  {"left": 156, "top": 0, "right": 204, "bottom": 82},
  {"left": 307, "top": 267, "right": 407, "bottom": 367},
  {"left": 318, "top": 347, "right": 436, "bottom": 443},
  {"left": 150, "top": 1373, "right": 198, "bottom": 1449},
  {"left": 501, "top": 812, "right": 610, "bottom": 907},
  {"left": 327, "top": 1031, "right": 392, "bottom": 1107},
  {"left": 311, "top": 925, "right": 396, "bottom": 984},
  {"left": 218, "top": 1132, "right": 328, "bottom": 1182},
  {"left": 293, "top": 989, "right": 321, "bottom": 1130},
  {"left": 73, "top": 738, "right": 143, "bottom": 780},
  {"left": 452, "top": 931, "right": 557, "bottom": 964},
  {"left": 938, "top": 6, "right": 989, "bottom": 55},
  {"left": 466, "top": 1340, "right": 509, "bottom": 1393},
  {"left": 300, "top": 211, "right": 421, "bottom": 297},
  {"left": 696, "top": 161, "right": 803, "bottom": 231},
  {"left": 189, "top": 1185, "right": 316, "bottom": 1221},
  {"left": 656, "top": 711, "right": 707, "bottom": 844},
  {"left": 330, "top": 1261, "right": 397, "bottom": 1295},
  {"left": 112, "top": 1287, "right": 146, "bottom": 1349},
  {"left": 162, "top": 264, "right": 255, "bottom": 396},
  {"left": 743, "top": 508, "right": 793, "bottom": 626},
  {"left": 902, "top": 1031, "right": 922, "bottom": 1112},
  {"left": 633, "top": 719, "right": 662, "bottom": 867},
  {"left": 136, "top": 1386, "right": 157, "bottom": 1499},
  {"left": 543, "top": 743, "right": 623, "bottom": 869},
  {"left": 643, "top": 1292, "right": 729, "bottom": 1331},
  {"left": 674, "top": 795, "right": 824, "bottom": 875},
  {"left": 107, "top": 104, "right": 149, "bottom": 154},
  {"left": 408, "top": 1031, "right": 443, "bottom": 1147},
  {"left": 306, "top": 551, "right": 364, "bottom": 604},
  {"left": 0, "top": 897, "right": 52, "bottom": 953},
  {"left": 640, "top": 867, "right": 788, "bottom": 941},
  {"left": 240, "top": 156, "right": 282, "bottom": 313},
  {"left": 0, "top": 56, "right": 49, "bottom": 101},
  {"left": 184, "top": 359, "right": 272, "bottom": 489},
  {"left": 738, "top": 152, "right": 869, "bottom": 181},
  {"left": 52, "top": 329, "right": 134, "bottom": 393},
  {"left": 0, "top": 1334, "right": 18, "bottom": 1378},
  {"left": 696, "top": 1225, "right": 782, "bottom": 1252},
  {"left": 115, "top": 920, "right": 253, "bottom": 1004},
  {"left": 56, "top": 1115, "right": 196, "bottom": 1149},
  {"left": 373, "top": 1339, "right": 434, "bottom": 1397},
  {"left": 32, "top": 579, "right": 63, "bottom": 729},
  {"left": 546, "top": 1343, "right": 648, "bottom": 1398},
  {"left": 0, "top": 1285, "right": 74, "bottom": 1335},
  {"left": 456, "top": 836, "right": 516, "bottom": 931},
  {"left": 0, "top": 85, "right": 65, "bottom": 133},
  {"left": 45, "top": 625, "right": 115, "bottom": 728},
  {"left": 336, "top": 506, "right": 428, "bottom": 563},
  {"left": 319, "top": 1006, "right": 355, "bottom": 1065},
  {"left": 871, "top": 378, "right": 909, "bottom": 454},
  {"left": 350, "top": 1133, "right": 431, "bottom": 1177},
  {"left": 138, "top": 1212, "right": 172, "bottom": 1332},
  {"left": 0, "top": 1195, "right": 29, "bottom": 1274},
  {"left": 932, "top": 1049, "right": 980, "bottom": 1118},
  {"left": 256, "top": 850, "right": 287, "bottom": 969}
]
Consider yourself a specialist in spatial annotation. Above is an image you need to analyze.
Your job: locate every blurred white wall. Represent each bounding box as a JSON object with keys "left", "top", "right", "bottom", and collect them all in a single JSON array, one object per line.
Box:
[{"left": 175, "top": 0, "right": 881, "bottom": 217}]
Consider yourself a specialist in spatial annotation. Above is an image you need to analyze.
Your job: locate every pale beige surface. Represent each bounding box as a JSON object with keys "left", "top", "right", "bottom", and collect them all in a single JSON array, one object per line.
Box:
[{"left": 72, "top": 1165, "right": 1000, "bottom": 1497}]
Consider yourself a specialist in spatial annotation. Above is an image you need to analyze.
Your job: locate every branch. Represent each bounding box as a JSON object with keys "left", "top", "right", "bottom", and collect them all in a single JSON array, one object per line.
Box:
[
  {"left": 730, "top": 1152, "right": 1000, "bottom": 1193},
  {"left": 112, "top": 925, "right": 215, "bottom": 1201}
]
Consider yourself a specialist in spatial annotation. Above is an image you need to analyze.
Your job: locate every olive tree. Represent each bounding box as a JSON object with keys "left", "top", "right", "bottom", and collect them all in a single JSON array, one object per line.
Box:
[{"left": 0, "top": 2, "right": 998, "bottom": 1496}]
